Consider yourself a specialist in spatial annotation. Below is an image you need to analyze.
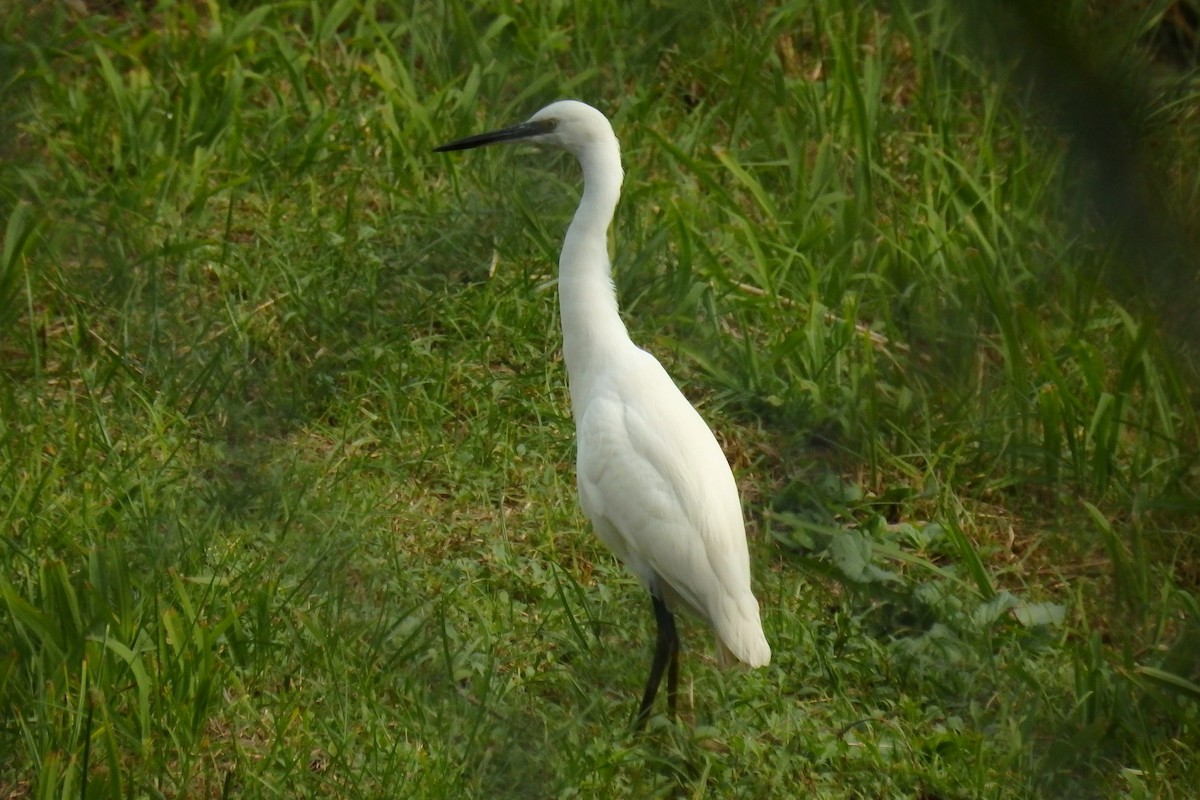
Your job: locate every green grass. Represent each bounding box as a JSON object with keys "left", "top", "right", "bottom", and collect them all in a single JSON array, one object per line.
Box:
[{"left": 3, "top": 0, "right": 1199, "bottom": 797}]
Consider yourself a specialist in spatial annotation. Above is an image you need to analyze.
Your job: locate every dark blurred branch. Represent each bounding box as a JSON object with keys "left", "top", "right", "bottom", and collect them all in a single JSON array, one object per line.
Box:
[{"left": 953, "top": 0, "right": 1200, "bottom": 372}]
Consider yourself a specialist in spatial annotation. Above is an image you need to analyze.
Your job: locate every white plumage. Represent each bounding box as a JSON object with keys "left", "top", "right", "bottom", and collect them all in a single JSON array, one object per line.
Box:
[{"left": 435, "top": 100, "right": 769, "bottom": 726}]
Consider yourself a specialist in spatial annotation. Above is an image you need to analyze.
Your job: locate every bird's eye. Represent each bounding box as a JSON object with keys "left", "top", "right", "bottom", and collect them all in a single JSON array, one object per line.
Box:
[{"left": 526, "top": 117, "right": 558, "bottom": 137}]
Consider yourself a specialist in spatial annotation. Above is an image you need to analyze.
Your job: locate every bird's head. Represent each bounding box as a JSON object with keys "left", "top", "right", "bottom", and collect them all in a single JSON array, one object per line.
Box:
[{"left": 433, "top": 100, "right": 616, "bottom": 162}]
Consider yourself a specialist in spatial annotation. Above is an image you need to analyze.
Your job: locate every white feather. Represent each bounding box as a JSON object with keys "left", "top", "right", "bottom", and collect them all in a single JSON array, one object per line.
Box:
[{"left": 435, "top": 99, "right": 771, "bottom": 709}]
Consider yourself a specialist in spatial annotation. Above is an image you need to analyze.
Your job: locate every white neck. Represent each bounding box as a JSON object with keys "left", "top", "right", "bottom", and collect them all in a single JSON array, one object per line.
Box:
[{"left": 557, "top": 138, "right": 630, "bottom": 411}]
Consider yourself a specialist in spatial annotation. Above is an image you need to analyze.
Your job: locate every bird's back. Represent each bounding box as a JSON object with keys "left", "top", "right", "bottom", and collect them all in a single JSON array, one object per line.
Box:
[{"left": 573, "top": 344, "right": 770, "bottom": 668}]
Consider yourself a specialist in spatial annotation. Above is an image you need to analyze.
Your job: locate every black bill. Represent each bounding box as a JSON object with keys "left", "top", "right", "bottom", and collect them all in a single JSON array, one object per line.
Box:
[{"left": 433, "top": 118, "right": 557, "bottom": 152}]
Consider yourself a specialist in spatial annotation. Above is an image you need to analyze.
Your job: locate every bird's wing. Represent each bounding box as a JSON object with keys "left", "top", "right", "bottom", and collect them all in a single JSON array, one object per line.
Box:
[{"left": 575, "top": 349, "right": 753, "bottom": 626}]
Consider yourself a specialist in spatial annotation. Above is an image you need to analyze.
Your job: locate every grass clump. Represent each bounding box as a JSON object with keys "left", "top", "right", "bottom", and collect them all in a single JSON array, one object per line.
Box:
[{"left": 2, "top": 1, "right": 1198, "bottom": 798}]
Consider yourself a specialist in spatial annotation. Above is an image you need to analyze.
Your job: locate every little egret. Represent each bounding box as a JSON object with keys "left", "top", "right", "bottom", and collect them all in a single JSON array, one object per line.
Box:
[{"left": 434, "top": 100, "right": 770, "bottom": 728}]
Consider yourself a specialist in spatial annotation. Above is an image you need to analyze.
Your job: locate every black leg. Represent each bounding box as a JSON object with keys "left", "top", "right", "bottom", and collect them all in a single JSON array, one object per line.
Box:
[
  {"left": 634, "top": 593, "right": 679, "bottom": 730},
  {"left": 666, "top": 631, "right": 679, "bottom": 718}
]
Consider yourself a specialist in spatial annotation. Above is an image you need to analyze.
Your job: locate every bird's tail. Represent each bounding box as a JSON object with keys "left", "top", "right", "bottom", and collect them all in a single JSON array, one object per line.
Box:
[
  {"left": 714, "top": 635, "right": 771, "bottom": 669},
  {"left": 715, "top": 639, "right": 741, "bottom": 670},
  {"left": 713, "top": 605, "right": 771, "bottom": 669}
]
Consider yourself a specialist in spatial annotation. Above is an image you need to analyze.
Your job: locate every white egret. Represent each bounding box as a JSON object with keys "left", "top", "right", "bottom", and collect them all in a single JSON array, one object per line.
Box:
[{"left": 434, "top": 100, "right": 770, "bottom": 728}]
